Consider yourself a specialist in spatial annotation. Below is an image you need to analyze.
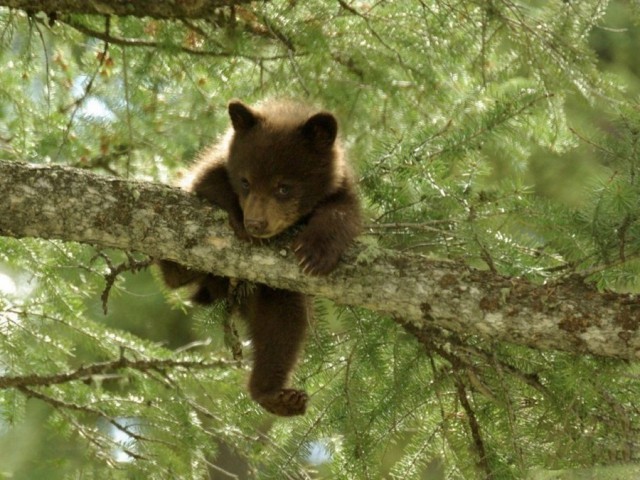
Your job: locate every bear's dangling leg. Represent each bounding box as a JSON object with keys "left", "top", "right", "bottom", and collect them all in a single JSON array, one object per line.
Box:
[{"left": 246, "top": 285, "right": 310, "bottom": 416}]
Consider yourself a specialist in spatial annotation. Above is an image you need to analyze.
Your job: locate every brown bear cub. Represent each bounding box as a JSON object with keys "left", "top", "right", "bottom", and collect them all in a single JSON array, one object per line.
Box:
[{"left": 159, "top": 99, "right": 361, "bottom": 416}]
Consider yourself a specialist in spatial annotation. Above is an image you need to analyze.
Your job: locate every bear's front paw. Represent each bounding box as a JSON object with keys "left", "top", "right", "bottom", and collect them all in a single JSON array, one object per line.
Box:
[
  {"left": 256, "top": 388, "right": 309, "bottom": 417},
  {"left": 293, "top": 231, "right": 343, "bottom": 276}
]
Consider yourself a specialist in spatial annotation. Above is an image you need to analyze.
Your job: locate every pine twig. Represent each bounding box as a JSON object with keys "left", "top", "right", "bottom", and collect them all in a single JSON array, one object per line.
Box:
[
  {"left": 0, "top": 356, "right": 237, "bottom": 389},
  {"left": 92, "top": 251, "right": 152, "bottom": 315},
  {"left": 455, "top": 377, "right": 493, "bottom": 479}
]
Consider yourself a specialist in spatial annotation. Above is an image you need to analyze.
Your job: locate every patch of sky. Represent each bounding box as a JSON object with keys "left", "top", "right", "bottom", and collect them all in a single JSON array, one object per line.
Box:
[
  {"left": 103, "top": 417, "right": 141, "bottom": 463},
  {"left": 307, "top": 438, "right": 333, "bottom": 465},
  {"left": 72, "top": 75, "right": 116, "bottom": 122}
]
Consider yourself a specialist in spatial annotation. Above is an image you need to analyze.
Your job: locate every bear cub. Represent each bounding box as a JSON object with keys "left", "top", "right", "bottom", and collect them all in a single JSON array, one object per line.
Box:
[{"left": 159, "top": 99, "right": 361, "bottom": 416}]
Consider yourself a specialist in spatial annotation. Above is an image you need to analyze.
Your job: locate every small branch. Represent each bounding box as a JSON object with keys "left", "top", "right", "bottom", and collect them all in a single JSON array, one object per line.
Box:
[
  {"left": 55, "top": 16, "right": 110, "bottom": 161},
  {"left": 366, "top": 221, "right": 455, "bottom": 233},
  {"left": 401, "top": 321, "right": 550, "bottom": 398},
  {"left": 455, "top": 377, "right": 493, "bottom": 479},
  {"left": 60, "top": 17, "right": 294, "bottom": 63},
  {"left": 0, "top": 356, "right": 237, "bottom": 390},
  {"left": 569, "top": 126, "right": 616, "bottom": 156},
  {"left": 618, "top": 214, "right": 634, "bottom": 262},
  {"left": 92, "top": 251, "right": 152, "bottom": 314},
  {"left": 18, "top": 385, "right": 150, "bottom": 461},
  {"left": 425, "top": 93, "right": 554, "bottom": 161}
]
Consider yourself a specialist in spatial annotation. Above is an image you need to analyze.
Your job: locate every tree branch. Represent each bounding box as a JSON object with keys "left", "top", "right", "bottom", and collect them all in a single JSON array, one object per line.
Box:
[
  {"left": 1, "top": 161, "right": 640, "bottom": 360},
  {"left": 0, "top": 355, "right": 236, "bottom": 389},
  {"left": 0, "top": 0, "right": 253, "bottom": 20},
  {"left": 57, "top": 17, "right": 292, "bottom": 63}
]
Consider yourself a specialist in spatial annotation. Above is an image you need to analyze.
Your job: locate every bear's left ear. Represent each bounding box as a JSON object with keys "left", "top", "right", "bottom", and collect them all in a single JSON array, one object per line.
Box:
[
  {"left": 228, "top": 100, "right": 260, "bottom": 132},
  {"left": 302, "top": 112, "right": 338, "bottom": 150}
]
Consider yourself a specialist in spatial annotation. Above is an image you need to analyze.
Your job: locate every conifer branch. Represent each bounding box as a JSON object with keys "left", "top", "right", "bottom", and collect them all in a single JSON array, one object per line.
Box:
[
  {"left": 455, "top": 378, "right": 491, "bottom": 479},
  {"left": 0, "top": 355, "right": 237, "bottom": 389},
  {"left": 57, "top": 17, "right": 292, "bottom": 63},
  {"left": 17, "top": 385, "right": 174, "bottom": 462},
  {"left": 2, "top": 162, "right": 640, "bottom": 361}
]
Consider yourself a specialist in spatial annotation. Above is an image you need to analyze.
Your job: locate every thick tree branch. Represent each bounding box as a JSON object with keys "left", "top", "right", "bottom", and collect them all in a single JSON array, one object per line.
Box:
[
  {"left": 1, "top": 162, "right": 640, "bottom": 360},
  {"left": 0, "top": 0, "right": 252, "bottom": 20}
]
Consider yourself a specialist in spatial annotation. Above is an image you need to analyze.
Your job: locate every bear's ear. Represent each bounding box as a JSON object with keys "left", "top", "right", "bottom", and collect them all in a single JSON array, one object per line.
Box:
[
  {"left": 228, "top": 100, "right": 260, "bottom": 132},
  {"left": 302, "top": 112, "right": 338, "bottom": 150}
]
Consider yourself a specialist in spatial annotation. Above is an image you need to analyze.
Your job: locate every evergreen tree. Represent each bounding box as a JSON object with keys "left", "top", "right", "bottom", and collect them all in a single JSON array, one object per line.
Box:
[{"left": 1, "top": 1, "right": 640, "bottom": 478}]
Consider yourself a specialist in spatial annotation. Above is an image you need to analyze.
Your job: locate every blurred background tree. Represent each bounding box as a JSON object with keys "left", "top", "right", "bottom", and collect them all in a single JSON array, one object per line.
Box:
[{"left": 1, "top": 1, "right": 640, "bottom": 478}]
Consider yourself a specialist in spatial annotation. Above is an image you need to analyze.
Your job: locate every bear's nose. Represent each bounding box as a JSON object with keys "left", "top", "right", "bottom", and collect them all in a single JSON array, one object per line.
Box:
[{"left": 245, "top": 219, "right": 268, "bottom": 236}]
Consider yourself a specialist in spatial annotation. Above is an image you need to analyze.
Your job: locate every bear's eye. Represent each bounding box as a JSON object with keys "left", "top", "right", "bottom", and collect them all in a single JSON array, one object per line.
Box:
[
  {"left": 240, "top": 178, "right": 250, "bottom": 192},
  {"left": 276, "top": 184, "right": 291, "bottom": 198}
]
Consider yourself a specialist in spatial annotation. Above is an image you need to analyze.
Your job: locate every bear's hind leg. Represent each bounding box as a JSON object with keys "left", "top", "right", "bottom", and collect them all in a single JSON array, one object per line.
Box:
[
  {"left": 246, "top": 286, "right": 309, "bottom": 416},
  {"left": 191, "top": 275, "right": 230, "bottom": 305},
  {"left": 158, "top": 260, "right": 203, "bottom": 289},
  {"left": 158, "top": 260, "right": 229, "bottom": 305}
]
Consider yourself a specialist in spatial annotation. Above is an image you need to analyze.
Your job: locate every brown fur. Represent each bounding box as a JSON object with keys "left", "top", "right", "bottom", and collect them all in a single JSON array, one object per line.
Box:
[{"left": 159, "top": 99, "right": 361, "bottom": 416}]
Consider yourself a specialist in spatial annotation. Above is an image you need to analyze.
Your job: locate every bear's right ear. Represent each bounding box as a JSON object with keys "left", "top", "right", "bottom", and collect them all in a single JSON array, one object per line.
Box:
[{"left": 228, "top": 100, "right": 259, "bottom": 132}]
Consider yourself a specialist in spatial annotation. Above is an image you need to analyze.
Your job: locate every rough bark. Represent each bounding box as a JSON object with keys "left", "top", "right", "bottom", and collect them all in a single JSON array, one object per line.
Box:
[
  {"left": 0, "top": 0, "right": 251, "bottom": 19},
  {"left": 1, "top": 161, "right": 640, "bottom": 360}
]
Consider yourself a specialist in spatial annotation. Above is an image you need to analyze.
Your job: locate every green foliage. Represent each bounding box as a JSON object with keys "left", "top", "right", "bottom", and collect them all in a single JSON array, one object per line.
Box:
[{"left": 2, "top": 1, "right": 640, "bottom": 478}]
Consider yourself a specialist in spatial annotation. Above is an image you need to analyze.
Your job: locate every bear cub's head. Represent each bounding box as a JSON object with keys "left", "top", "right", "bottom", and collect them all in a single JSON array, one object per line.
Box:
[{"left": 226, "top": 100, "right": 346, "bottom": 239}]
